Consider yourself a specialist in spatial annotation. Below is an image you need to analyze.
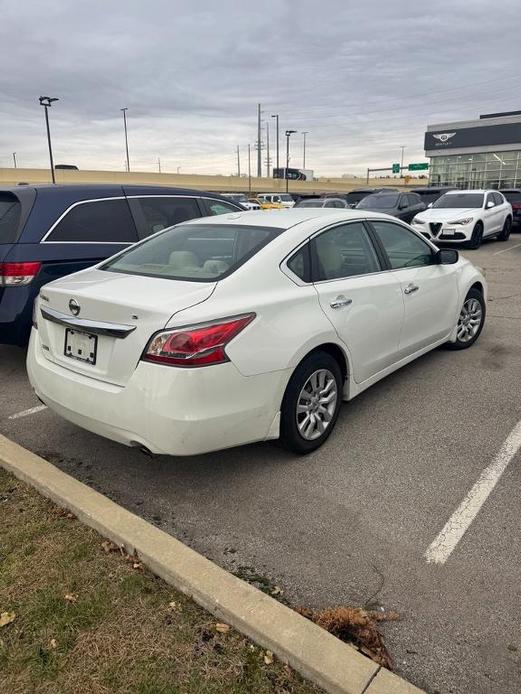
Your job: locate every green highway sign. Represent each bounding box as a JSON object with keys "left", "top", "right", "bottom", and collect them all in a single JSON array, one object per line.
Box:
[
  {"left": 408, "top": 163, "right": 429, "bottom": 171},
  {"left": 392, "top": 163, "right": 400, "bottom": 174}
]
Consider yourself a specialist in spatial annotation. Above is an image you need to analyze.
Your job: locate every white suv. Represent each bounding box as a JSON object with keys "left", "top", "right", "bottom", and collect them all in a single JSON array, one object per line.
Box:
[
  {"left": 411, "top": 189, "right": 512, "bottom": 249},
  {"left": 258, "top": 193, "right": 295, "bottom": 208}
]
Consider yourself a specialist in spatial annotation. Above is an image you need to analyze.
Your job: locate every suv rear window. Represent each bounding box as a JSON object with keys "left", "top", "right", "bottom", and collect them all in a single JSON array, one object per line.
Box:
[
  {"left": 102, "top": 223, "right": 283, "bottom": 282},
  {"left": 0, "top": 193, "right": 22, "bottom": 244},
  {"left": 502, "top": 191, "right": 521, "bottom": 203}
]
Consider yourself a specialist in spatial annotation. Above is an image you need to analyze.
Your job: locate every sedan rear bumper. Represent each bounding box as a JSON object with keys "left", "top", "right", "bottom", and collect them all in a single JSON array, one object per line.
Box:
[{"left": 27, "top": 329, "right": 289, "bottom": 456}]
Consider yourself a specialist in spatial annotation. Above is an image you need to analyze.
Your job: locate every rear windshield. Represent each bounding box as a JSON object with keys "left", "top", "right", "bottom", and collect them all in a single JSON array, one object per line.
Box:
[
  {"left": 357, "top": 194, "right": 399, "bottom": 209},
  {"left": 433, "top": 193, "right": 484, "bottom": 209},
  {"left": 0, "top": 193, "right": 22, "bottom": 244},
  {"left": 102, "top": 223, "right": 283, "bottom": 282},
  {"left": 345, "top": 192, "right": 372, "bottom": 204},
  {"left": 501, "top": 191, "right": 521, "bottom": 203},
  {"left": 296, "top": 199, "right": 324, "bottom": 208}
]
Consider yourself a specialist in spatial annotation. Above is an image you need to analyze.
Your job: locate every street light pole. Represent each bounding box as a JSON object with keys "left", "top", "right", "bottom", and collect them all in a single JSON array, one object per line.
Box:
[
  {"left": 400, "top": 145, "right": 406, "bottom": 174},
  {"left": 236, "top": 145, "right": 241, "bottom": 177},
  {"left": 257, "top": 103, "right": 262, "bottom": 178},
  {"left": 285, "top": 130, "right": 297, "bottom": 194},
  {"left": 302, "top": 131, "right": 309, "bottom": 169},
  {"left": 121, "top": 108, "right": 130, "bottom": 172},
  {"left": 248, "top": 144, "right": 252, "bottom": 195},
  {"left": 271, "top": 114, "right": 279, "bottom": 172},
  {"left": 12, "top": 152, "right": 17, "bottom": 168},
  {"left": 39, "top": 96, "right": 58, "bottom": 184},
  {"left": 265, "top": 121, "right": 270, "bottom": 178}
]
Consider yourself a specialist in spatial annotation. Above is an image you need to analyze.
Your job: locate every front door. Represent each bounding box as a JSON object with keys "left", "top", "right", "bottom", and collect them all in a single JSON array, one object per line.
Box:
[
  {"left": 311, "top": 221, "right": 404, "bottom": 383},
  {"left": 369, "top": 220, "right": 459, "bottom": 357}
]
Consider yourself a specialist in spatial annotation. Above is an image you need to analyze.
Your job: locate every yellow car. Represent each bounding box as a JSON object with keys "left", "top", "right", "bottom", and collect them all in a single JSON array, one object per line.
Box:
[{"left": 249, "top": 197, "right": 283, "bottom": 210}]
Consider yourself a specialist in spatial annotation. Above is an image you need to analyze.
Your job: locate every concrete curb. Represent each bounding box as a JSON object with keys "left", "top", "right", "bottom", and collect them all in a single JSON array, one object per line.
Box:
[{"left": 0, "top": 434, "right": 424, "bottom": 694}]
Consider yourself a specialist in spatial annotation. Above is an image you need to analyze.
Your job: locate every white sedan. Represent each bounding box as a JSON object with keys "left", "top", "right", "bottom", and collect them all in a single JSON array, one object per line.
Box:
[
  {"left": 411, "top": 189, "right": 512, "bottom": 249},
  {"left": 28, "top": 209, "right": 486, "bottom": 456}
]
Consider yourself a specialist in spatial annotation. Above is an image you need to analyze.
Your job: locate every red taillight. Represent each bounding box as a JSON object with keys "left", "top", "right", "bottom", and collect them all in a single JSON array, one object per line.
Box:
[
  {"left": 512, "top": 202, "right": 521, "bottom": 209},
  {"left": 142, "top": 313, "right": 255, "bottom": 367},
  {"left": 0, "top": 262, "right": 41, "bottom": 287}
]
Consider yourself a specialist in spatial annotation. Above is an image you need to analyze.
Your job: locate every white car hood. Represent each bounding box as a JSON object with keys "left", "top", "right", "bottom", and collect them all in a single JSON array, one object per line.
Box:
[{"left": 415, "top": 208, "right": 478, "bottom": 222}]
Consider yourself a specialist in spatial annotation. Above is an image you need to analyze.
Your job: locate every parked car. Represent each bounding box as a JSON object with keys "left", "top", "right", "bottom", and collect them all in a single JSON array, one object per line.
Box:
[
  {"left": 343, "top": 188, "right": 398, "bottom": 208},
  {"left": 409, "top": 186, "right": 455, "bottom": 207},
  {"left": 411, "top": 190, "right": 512, "bottom": 249},
  {"left": 28, "top": 208, "right": 486, "bottom": 457},
  {"left": 499, "top": 188, "right": 521, "bottom": 228},
  {"left": 258, "top": 193, "right": 295, "bottom": 208},
  {"left": 0, "top": 184, "right": 243, "bottom": 346},
  {"left": 356, "top": 191, "right": 426, "bottom": 223},
  {"left": 295, "top": 197, "right": 349, "bottom": 209},
  {"left": 248, "top": 197, "right": 282, "bottom": 209}
]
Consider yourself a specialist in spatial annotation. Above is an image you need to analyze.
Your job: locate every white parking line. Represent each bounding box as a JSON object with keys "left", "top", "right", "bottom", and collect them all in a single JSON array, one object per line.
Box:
[
  {"left": 493, "top": 241, "right": 521, "bottom": 256},
  {"left": 8, "top": 405, "right": 47, "bottom": 420},
  {"left": 425, "top": 419, "right": 521, "bottom": 565}
]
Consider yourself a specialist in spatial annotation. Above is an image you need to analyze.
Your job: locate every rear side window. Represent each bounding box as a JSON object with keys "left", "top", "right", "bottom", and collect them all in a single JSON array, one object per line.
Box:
[
  {"left": 102, "top": 223, "right": 283, "bottom": 282},
  {"left": 493, "top": 192, "right": 504, "bottom": 205},
  {"left": 0, "top": 193, "right": 22, "bottom": 244},
  {"left": 313, "top": 222, "right": 381, "bottom": 281},
  {"left": 206, "top": 199, "right": 242, "bottom": 216},
  {"left": 46, "top": 199, "right": 138, "bottom": 243},
  {"left": 130, "top": 196, "right": 201, "bottom": 238}
]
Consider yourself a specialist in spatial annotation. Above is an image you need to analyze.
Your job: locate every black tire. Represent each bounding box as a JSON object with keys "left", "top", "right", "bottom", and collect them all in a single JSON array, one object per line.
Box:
[
  {"left": 280, "top": 351, "right": 343, "bottom": 454},
  {"left": 497, "top": 215, "right": 512, "bottom": 242},
  {"left": 444, "top": 288, "right": 485, "bottom": 351},
  {"left": 465, "top": 222, "right": 483, "bottom": 250}
]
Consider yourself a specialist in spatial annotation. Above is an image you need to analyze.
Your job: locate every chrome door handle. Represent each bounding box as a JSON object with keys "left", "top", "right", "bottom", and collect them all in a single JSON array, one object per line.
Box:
[
  {"left": 404, "top": 283, "right": 419, "bottom": 295},
  {"left": 330, "top": 295, "right": 353, "bottom": 309}
]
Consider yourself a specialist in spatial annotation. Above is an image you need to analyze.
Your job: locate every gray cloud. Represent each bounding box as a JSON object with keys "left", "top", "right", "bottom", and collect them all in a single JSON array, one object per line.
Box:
[{"left": 2, "top": 0, "right": 521, "bottom": 176}]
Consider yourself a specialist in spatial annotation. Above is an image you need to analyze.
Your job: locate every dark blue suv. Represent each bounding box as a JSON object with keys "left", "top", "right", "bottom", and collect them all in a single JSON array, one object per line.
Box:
[{"left": 0, "top": 184, "right": 242, "bottom": 346}]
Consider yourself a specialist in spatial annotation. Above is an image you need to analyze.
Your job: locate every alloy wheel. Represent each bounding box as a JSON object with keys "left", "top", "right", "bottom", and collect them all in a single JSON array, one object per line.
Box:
[
  {"left": 296, "top": 369, "right": 338, "bottom": 440},
  {"left": 457, "top": 298, "right": 483, "bottom": 342}
]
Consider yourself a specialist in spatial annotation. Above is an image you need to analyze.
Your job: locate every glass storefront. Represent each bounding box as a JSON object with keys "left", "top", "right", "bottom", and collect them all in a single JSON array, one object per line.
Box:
[{"left": 429, "top": 150, "right": 521, "bottom": 189}]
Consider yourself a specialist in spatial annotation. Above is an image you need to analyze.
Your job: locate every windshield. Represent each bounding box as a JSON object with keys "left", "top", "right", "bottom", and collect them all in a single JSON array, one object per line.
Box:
[
  {"left": 0, "top": 193, "right": 22, "bottom": 244},
  {"left": 102, "top": 223, "right": 283, "bottom": 282},
  {"left": 433, "top": 193, "right": 484, "bottom": 209},
  {"left": 357, "top": 194, "right": 399, "bottom": 209}
]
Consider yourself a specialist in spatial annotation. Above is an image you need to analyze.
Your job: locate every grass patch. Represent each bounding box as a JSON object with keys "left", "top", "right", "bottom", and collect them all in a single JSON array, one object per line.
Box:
[{"left": 0, "top": 469, "right": 320, "bottom": 694}]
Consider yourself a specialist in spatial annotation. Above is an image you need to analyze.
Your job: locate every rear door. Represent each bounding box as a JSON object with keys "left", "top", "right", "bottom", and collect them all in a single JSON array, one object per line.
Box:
[
  {"left": 369, "top": 219, "right": 459, "bottom": 357},
  {"left": 483, "top": 192, "right": 502, "bottom": 235},
  {"left": 311, "top": 220, "right": 404, "bottom": 383}
]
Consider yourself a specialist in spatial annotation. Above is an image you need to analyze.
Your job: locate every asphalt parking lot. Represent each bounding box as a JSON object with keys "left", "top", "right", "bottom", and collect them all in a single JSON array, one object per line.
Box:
[{"left": 2, "top": 237, "right": 521, "bottom": 694}]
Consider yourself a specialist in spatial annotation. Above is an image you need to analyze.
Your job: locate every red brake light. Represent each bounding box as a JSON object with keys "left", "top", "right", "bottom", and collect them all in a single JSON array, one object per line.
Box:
[
  {"left": 0, "top": 262, "right": 42, "bottom": 287},
  {"left": 511, "top": 202, "right": 521, "bottom": 209},
  {"left": 142, "top": 313, "right": 255, "bottom": 367}
]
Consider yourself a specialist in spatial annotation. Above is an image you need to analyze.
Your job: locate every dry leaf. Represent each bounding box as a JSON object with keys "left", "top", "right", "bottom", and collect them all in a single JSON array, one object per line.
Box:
[
  {"left": 0, "top": 612, "right": 15, "bottom": 628},
  {"left": 215, "top": 623, "right": 230, "bottom": 634},
  {"left": 168, "top": 601, "right": 180, "bottom": 610},
  {"left": 49, "top": 638, "right": 58, "bottom": 649},
  {"left": 271, "top": 586, "right": 283, "bottom": 596},
  {"left": 264, "top": 650, "right": 274, "bottom": 665},
  {"left": 64, "top": 593, "right": 78, "bottom": 603}
]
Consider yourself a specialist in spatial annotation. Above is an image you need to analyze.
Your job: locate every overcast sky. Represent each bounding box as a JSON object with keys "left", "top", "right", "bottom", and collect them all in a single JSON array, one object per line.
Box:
[{"left": 2, "top": 0, "right": 521, "bottom": 177}]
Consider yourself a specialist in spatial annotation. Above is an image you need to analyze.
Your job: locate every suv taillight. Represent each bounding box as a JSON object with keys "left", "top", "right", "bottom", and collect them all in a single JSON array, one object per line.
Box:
[
  {"left": 0, "top": 262, "right": 42, "bottom": 287},
  {"left": 142, "top": 314, "right": 255, "bottom": 367},
  {"left": 511, "top": 202, "right": 521, "bottom": 209}
]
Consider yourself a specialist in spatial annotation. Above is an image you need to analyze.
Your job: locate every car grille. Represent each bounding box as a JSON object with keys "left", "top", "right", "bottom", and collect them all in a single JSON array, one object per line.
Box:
[{"left": 429, "top": 222, "right": 442, "bottom": 235}]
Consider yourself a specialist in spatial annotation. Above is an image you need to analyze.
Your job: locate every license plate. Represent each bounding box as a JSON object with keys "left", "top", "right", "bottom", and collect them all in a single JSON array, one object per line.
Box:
[
  {"left": 443, "top": 228, "right": 456, "bottom": 237},
  {"left": 64, "top": 328, "right": 97, "bottom": 365}
]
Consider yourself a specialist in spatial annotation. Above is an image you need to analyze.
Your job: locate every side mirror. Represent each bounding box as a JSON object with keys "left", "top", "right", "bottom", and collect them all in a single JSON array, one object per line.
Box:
[
  {"left": 436, "top": 248, "right": 459, "bottom": 265},
  {"left": 427, "top": 202, "right": 433, "bottom": 208},
  {"left": 486, "top": 201, "right": 495, "bottom": 208},
  {"left": 399, "top": 202, "right": 407, "bottom": 210}
]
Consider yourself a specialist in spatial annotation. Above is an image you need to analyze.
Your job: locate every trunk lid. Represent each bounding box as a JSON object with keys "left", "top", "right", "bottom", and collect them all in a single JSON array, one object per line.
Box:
[{"left": 38, "top": 268, "right": 216, "bottom": 386}]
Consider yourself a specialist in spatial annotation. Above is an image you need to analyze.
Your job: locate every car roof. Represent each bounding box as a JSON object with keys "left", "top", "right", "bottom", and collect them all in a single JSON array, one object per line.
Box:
[
  {"left": 182, "top": 208, "right": 393, "bottom": 230},
  {"left": 443, "top": 189, "right": 489, "bottom": 195},
  {"left": 0, "top": 183, "right": 229, "bottom": 198}
]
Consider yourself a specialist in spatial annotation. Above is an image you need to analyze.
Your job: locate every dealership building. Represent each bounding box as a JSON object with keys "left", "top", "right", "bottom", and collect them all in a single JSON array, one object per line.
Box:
[{"left": 424, "top": 110, "right": 521, "bottom": 189}]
